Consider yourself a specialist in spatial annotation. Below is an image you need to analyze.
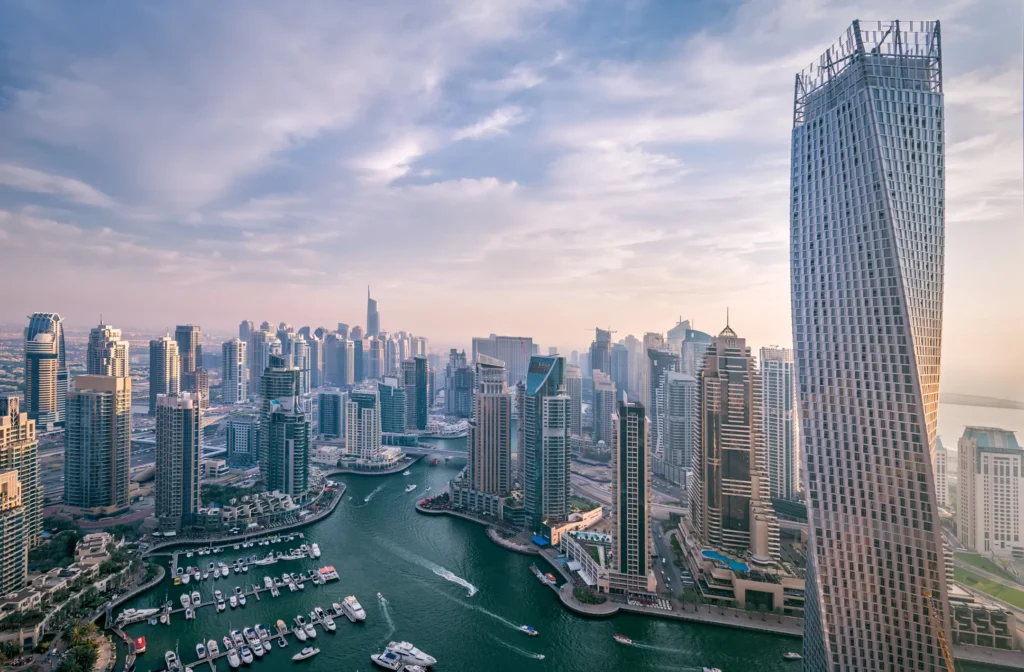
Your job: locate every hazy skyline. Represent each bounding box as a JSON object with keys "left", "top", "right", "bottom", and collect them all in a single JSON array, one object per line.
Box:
[{"left": 0, "top": 0, "right": 1021, "bottom": 399}]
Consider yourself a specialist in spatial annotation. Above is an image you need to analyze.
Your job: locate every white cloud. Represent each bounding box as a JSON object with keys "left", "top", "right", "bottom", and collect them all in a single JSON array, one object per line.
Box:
[
  {"left": 452, "top": 106, "right": 527, "bottom": 141},
  {"left": 0, "top": 163, "right": 115, "bottom": 208}
]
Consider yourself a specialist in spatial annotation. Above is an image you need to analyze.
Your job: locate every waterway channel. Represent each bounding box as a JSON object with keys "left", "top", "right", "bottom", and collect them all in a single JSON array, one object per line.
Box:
[{"left": 116, "top": 456, "right": 1000, "bottom": 672}]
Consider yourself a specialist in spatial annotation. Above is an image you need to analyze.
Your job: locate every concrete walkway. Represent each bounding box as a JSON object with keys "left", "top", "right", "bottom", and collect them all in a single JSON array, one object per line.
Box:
[{"left": 323, "top": 454, "right": 423, "bottom": 477}]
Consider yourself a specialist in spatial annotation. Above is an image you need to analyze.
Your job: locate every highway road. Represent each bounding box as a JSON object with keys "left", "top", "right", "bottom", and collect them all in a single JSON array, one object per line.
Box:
[{"left": 651, "top": 520, "right": 687, "bottom": 597}]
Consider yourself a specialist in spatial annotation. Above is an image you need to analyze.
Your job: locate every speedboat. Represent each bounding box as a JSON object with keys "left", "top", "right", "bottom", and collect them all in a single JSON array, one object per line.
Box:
[
  {"left": 226, "top": 649, "right": 240, "bottom": 669},
  {"left": 187, "top": 551, "right": 193, "bottom": 558},
  {"left": 402, "top": 470, "right": 411, "bottom": 476},
  {"left": 292, "top": 647, "right": 319, "bottom": 662},
  {"left": 703, "top": 669, "right": 723, "bottom": 672},
  {"left": 243, "top": 628, "right": 259, "bottom": 647},
  {"left": 371, "top": 652, "right": 403, "bottom": 671},
  {"left": 783, "top": 652, "right": 803, "bottom": 661},
  {"left": 217, "top": 598, "right": 226, "bottom": 612},
  {"left": 185, "top": 607, "right": 194, "bottom": 620},
  {"left": 208, "top": 562, "right": 216, "bottom": 574},
  {"left": 181, "top": 573, "right": 190, "bottom": 585},
  {"left": 239, "top": 646, "right": 254, "bottom": 665},
  {"left": 250, "top": 640, "right": 264, "bottom": 658},
  {"left": 238, "top": 593, "right": 246, "bottom": 606},
  {"left": 230, "top": 595, "right": 238, "bottom": 608},
  {"left": 322, "top": 614, "right": 336, "bottom": 632},
  {"left": 202, "top": 572, "right": 209, "bottom": 580},
  {"left": 303, "top": 623, "right": 316, "bottom": 639},
  {"left": 405, "top": 484, "right": 417, "bottom": 493},
  {"left": 384, "top": 641, "right": 436, "bottom": 667},
  {"left": 191, "top": 591, "right": 201, "bottom": 607},
  {"left": 207, "top": 640, "right": 220, "bottom": 657},
  {"left": 313, "top": 607, "right": 326, "bottom": 620},
  {"left": 311, "top": 543, "right": 321, "bottom": 559},
  {"left": 277, "top": 639, "right": 286, "bottom": 649},
  {"left": 222, "top": 636, "right": 233, "bottom": 652},
  {"left": 196, "top": 643, "right": 207, "bottom": 659},
  {"left": 264, "top": 576, "right": 274, "bottom": 589},
  {"left": 276, "top": 619, "right": 288, "bottom": 634},
  {"left": 221, "top": 566, "right": 230, "bottom": 578},
  {"left": 159, "top": 614, "right": 168, "bottom": 625},
  {"left": 231, "top": 630, "right": 246, "bottom": 648},
  {"left": 519, "top": 625, "right": 538, "bottom": 637},
  {"left": 215, "top": 589, "right": 224, "bottom": 601},
  {"left": 180, "top": 594, "right": 192, "bottom": 609},
  {"left": 613, "top": 634, "right": 632, "bottom": 645},
  {"left": 341, "top": 596, "right": 366, "bottom": 622},
  {"left": 377, "top": 592, "right": 384, "bottom": 600},
  {"left": 293, "top": 627, "right": 307, "bottom": 643},
  {"left": 233, "top": 544, "right": 240, "bottom": 550},
  {"left": 164, "top": 651, "right": 180, "bottom": 671}
]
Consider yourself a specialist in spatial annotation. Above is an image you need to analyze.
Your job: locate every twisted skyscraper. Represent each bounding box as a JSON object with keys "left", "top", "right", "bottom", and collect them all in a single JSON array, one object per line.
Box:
[{"left": 791, "top": 20, "right": 948, "bottom": 671}]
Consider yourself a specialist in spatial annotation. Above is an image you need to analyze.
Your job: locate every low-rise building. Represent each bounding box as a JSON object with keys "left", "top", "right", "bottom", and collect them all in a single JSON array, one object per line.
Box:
[{"left": 948, "top": 584, "right": 1018, "bottom": 651}]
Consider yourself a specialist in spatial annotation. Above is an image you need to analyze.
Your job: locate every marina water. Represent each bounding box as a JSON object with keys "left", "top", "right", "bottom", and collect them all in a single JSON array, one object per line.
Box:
[{"left": 115, "top": 459, "right": 998, "bottom": 672}]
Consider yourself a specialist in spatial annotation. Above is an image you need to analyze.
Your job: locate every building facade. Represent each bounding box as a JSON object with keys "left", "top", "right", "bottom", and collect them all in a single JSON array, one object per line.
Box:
[
  {"left": 0, "top": 470, "right": 26, "bottom": 595},
  {"left": 523, "top": 356, "right": 570, "bottom": 533},
  {"left": 87, "top": 324, "right": 130, "bottom": 377},
  {"left": 589, "top": 328, "right": 612, "bottom": 376},
  {"left": 564, "top": 364, "right": 583, "bottom": 438},
  {"left": 791, "top": 20, "right": 949, "bottom": 671},
  {"left": 647, "top": 348, "right": 680, "bottom": 458},
  {"left": 444, "top": 350, "right": 473, "bottom": 419},
  {"left": 174, "top": 324, "right": 202, "bottom": 390},
  {"left": 760, "top": 346, "right": 799, "bottom": 501},
  {"left": 689, "top": 327, "right": 778, "bottom": 561},
  {"left": 345, "top": 388, "right": 382, "bottom": 462},
  {"left": 155, "top": 392, "right": 202, "bottom": 532},
  {"left": 259, "top": 354, "right": 309, "bottom": 496},
  {"left": 611, "top": 399, "right": 656, "bottom": 593},
  {"left": 662, "top": 372, "right": 696, "bottom": 471},
  {"left": 149, "top": 336, "right": 180, "bottom": 416},
  {"left": 378, "top": 379, "right": 407, "bottom": 435},
  {"left": 934, "top": 437, "right": 948, "bottom": 509},
  {"left": 679, "top": 328, "right": 712, "bottom": 378},
  {"left": 367, "top": 287, "right": 380, "bottom": 336},
  {"left": 957, "top": 428, "right": 1023, "bottom": 558},
  {"left": 24, "top": 312, "right": 68, "bottom": 430},
  {"left": 317, "top": 390, "right": 345, "bottom": 438},
  {"left": 471, "top": 335, "right": 534, "bottom": 386},
  {"left": 591, "top": 371, "right": 616, "bottom": 447},
  {"left": 225, "top": 415, "right": 259, "bottom": 467},
  {"left": 0, "top": 397, "right": 40, "bottom": 548},
  {"left": 64, "top": 375, "right": 132, "bottom": 516},
  {"left": 468, "top": 355, "right": 511, "bottom": 496},
  {"left": 222, "top": 338, "right": 248, "bottom": 404},
  {"left": 401, "top": 356, "right": 429, "bottom": 431}
]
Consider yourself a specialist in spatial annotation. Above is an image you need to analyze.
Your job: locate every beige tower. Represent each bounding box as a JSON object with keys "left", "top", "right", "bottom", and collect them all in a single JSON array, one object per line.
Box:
[
  {"left": 468, "top": 355, "right": 511, "bottom": 496},
  {"left": 87, "top": 324, "right": 130, "bottom": 377},
  {"left": 0, "top": 397, "right": 39, "bottom": 549}
]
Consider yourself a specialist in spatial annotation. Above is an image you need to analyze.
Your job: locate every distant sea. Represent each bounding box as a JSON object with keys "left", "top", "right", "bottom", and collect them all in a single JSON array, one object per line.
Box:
[{"left": 938, "top": 402, "right": 1024, "bottom": 457}]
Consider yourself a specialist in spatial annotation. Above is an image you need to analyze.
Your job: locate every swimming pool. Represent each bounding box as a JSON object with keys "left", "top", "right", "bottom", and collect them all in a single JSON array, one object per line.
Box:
[{"left": 702, "top": 549, "right": 749, "bottom": 573}]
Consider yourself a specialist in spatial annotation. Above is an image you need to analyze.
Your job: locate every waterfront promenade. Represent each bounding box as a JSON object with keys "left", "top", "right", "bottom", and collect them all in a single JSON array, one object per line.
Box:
[{"left": 323, "top": 453, "right": 423, "bottom": 477}]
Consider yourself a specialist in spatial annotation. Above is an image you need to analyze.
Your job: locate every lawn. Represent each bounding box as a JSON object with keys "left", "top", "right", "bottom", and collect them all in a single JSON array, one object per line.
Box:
[
  {"left": 954, "top": 567, "right": 1024, "bottom": 610},
  {"left": 955, "top": 552, "right": 1019, "bottom": 583}
]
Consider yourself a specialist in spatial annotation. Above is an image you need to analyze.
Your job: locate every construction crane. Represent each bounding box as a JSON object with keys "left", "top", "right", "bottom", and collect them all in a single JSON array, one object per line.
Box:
[{"left": 923, "top": 589, "right": 955, "bottom": 672}]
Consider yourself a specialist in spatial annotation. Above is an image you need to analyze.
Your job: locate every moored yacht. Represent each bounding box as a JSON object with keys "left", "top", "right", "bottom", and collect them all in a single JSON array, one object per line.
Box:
[
  {"left": 226, "top": 649, "right": 240, "bottom": 669},
  {"left": 239, "top": 646, "right": 253, "bottom": 665},
  {"left": 384, "top": 641, "right": 436, "bottom": 667},
  {"left": 311, "top": 543, "right": 321, "bottom": 559},
  {"left": 231, "top": 630, "right": 246, "bottom": 648},
  {"left": 303, "top": 622, "right": 316, "bottom": 639},
  {"left": 164, "top": 651, "right": 180, "bottom": 671},
  {"left": 322, "top": 614, "right": 336, "bottom": 632},
  {"left": 191, "top": 591, "right": 201, "bottom": 607},
  {"left": 180, "top": 594, "right": 191, "bottom": 609},
  {"left": 341, "top": 595, "right": 366, "bottom": 622},
  {"left": 292, "top": 647, "right": 319, "bottom": 662},
  {"left": 195, "top": 642, "right": 207, "bottom": 659},
  {"left": 207, "top": 640, "right": 220, "bottom": 657}
]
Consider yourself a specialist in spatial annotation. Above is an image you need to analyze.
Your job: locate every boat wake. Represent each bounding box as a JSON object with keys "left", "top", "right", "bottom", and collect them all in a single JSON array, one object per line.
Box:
[
  {"left": 414, "top": 578, "right": 515, "bottom": 630},
  {"left": 487, "top": 634, "right": 544, "bottom": 660},
  {"left": 363, "top": 484, "right": 385, "bottom": 503},
  {"left": 628, "top": 640, "right": 694, "bottom": 655},
  {"left": 378, "top": 594, "right": 396, "bottom": 643},
  {"left": 379, "top": 541, "right": 478, "bottom": 596}
]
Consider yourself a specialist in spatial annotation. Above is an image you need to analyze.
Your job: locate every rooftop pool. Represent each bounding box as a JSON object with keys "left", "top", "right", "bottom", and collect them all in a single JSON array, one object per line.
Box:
[{"left": 702, "top": 549, "right": 749, "bottom": 573}]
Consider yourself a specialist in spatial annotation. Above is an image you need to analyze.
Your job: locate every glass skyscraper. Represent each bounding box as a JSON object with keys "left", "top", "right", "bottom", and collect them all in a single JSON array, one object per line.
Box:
[
  {"left": 791, "top": 20, "right": 948, "bottom": 671},
  {"left": 522, "top": 355, "right": 570, "bottom": 533}
]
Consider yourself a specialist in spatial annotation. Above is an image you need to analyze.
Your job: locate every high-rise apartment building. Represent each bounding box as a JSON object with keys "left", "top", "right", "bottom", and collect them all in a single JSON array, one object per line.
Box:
[
  {"left": 610, "top": 343, "right": 629, "bottom": 396},
  {"left": 222, "top": 338, "right": 248, "bottom": 404},
  {"left": 444, "top": 350, "right": 474, "bottom": 419},
  {"left": 468, "top": 356, "right": 511, "bottom": 496},
  {"left": 225, "top": 415, "right": 259, "bottom": 467},
  {"left": 522, "top": 355, "right": 570, "bottom": 533},
  {"left": 957, "top": 428, "right": 1022, "bottom": 557},
  {"left": 934, "top": 437, "right": 948, "bottom": 509},
  {"left": 260, "top": 354, "right": 309, "bottom": 497},
  {"left": 666, "top": 318, "right": 691, "bottom": 355},
  {"left": 0, "top": 397, "right": 41, "bottom": 548},
  {"left": 690, "top": 327, "right": 778, "bottom": 560},
  {"left": 378, "top": 378, "right": 407, "bottom": 434},
  {"left": 307, "top": 334, "right": 324, "bottom": 389},
  {"left": 564, "top": 364, "right": 583, "bottom": 438},
  {"left": 317, "top": 390, "right": 345, "bottom": 438},
  {"left": 647, "top": 348, "right": 680, "bottom": 457},
  {"left": 64, "top": 375, "right": 131, "bottom": 515},
  {"left": 623, "top": 335, "right": 642, "bottom": 399},
  {"left": 591, "top": 371, "right": 616, "bottom": 447},
  {"left": 292, "top": 336, "right": 311, "bottom": 394},
  {"left": 589, "top": 328, "right": 613, "bottom": 376},
  {"left": 0, "top": 470, "right": 26, "bottom": 595},
  {"left": 87, "top": 324, "right": 130, "bottom": 377},
  {"left": 239, "top": 320, "right": 253, "bottom": 343},
  {"left": 155, "top": 392, "right": 201, "bottom": 532},
  {"left": 471, "top": 335, "right": 534, "bottom": 387},
  {"left": 662, "top": 372, "right": 696, "bottom": 471},
  {"left": 679, "top": 328, "right": 712, "bottom": 378},
  {"left": 792, "top": 20, "right": 948, "bottom": 671},
  {"left": 610, "top": 399, "right": 656, "bottom": 593},
  {"left": 367, "top": 287, "right": 380, "bottom": 336},
  {"left": 174, "top": 324, "right": 202, "bottom": 388},
  {"left": 24, "top": 312, "right": 68, "bottom": 430},
  {"left": 760, "top": 346, "right": 798, "bottom": 501},
  {"left": 149, "top": 336, "right": 181, "bottom": 416},
  {"left": 638, "top": 332, "right": 665, "bottom": 410},
  {"left": 345, "top": 388, "right": 382, "bottom": 462},
  {"left": 248, "top": 330, "right": 272, "bottom": 394},
  {"left": 515, "top": 380, "right": 526, "bottom": 488},
  {"left": 401, "top": 356, "right": 429, "bottom": 431}
]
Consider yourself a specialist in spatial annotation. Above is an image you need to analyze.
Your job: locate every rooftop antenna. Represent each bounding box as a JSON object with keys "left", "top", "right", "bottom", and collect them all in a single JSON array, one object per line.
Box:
[{"left": 726, "top": 307, "right": 730, "bottom": 329}]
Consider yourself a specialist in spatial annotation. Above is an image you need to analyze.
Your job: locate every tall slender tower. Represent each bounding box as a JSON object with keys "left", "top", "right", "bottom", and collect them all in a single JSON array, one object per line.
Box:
[
  {"left": 259, "top": 354, "right": 309, "bottom": 496},
  {"left": 564, "top": 364, "right": 583, "bottom": 438},
  {"left": 0, "top": 470, "right": 26, "bottom": 594},
  {"left": 522, "top": 355, "right": 570, "bottom": 533},
  {"left": 149, "top": 336, "right": 180, "bottom": 416},
  {"left": 87, "top": 324, "right": 130, "bottom": 377},
  {"left": 24, "top": 313, "right": 67, "bottom": 430},
  {"left": 401, "top": 356, "right": 429, "bottom": 431},
  {"left": 791, "top": 21, "right": 948, "bottom": 671},
  {"left": 64, "top": 375, "right": 132, "bottom": 515},
  {"left": 174, "top": 324, "right": 202, "bottom": 391},
  {"left": 367, "top": 287, "right": 380, "bottom": 337},
  {"left": 610, "top": 398, "right": 655, "bottom": 593},
  {"left": 760, "top": 346, "right": 798, "bottom": 501},
  {"left": 345, "top": 387, "right": 382, "bottom": 462},
  {"left": 0, "top": 397, "right": 41, "bottom": 549},
  {"left": 222, "top": 338, "right": 248, "bottom": 404},
  {"left": 468, "top": 355, "right": 511, "bottom": 496},
  {"left": 591, "top": 371, "right": 616, "bottom": 447},
  {"left": 155, "top": 392, "right": 201, "bottom": 532}
]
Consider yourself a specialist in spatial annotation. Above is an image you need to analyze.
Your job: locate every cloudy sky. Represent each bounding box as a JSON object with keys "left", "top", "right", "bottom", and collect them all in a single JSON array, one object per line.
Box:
[{"left": 0, "top": 0, "right": 1021, "bottom": 398}]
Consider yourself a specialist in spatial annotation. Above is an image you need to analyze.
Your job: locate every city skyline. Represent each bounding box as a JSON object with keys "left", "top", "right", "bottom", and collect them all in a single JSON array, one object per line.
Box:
[{"left": 0, "top": 1, "right": 1020, "bottom": 401}]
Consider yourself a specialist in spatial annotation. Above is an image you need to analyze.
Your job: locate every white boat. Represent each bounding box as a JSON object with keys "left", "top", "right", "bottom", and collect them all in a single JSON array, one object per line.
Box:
[
  {"left": 187, "top": 551, "right": 193, "bottom": 558},
  {"left": 233, "top": 544, "right": 240, "bottom": 550},
  {"left": 239, "top": 646, "right": 253, "bottom": 665},
  {"left": 159, "top": 614, "right": 168, "bottom": 625},
  {"left": 202, "top": 572, "right": 209, "bottom": 580},
  {"left": 303, "top": 623, "right": 316, "bottom": 639},
  {"left": 322, "top": 615, "right": 336, "bottom": 632},
  {"left": 118, "top": 607, "right": 160, "bottom": 622},
  {"left": 310, "top": 543, "right": 321, "bottom": 559},
  {"left": 226, "top": 650, "right": 240, "bottom": 669},
  {"left": 341, "top": 596, "right": 366, "bottom": 623},
  {"left": 251, "top": 640, "right": 265, "bottom": 658},
  {"left": 292, "top": 647, "right": 319, "bottom": 662},
  {"left": 783, "top": 652, "right": 803, "bottom": 661},
  {"left": 243, "top": 628, "right": 260, "bottom": 649},
  {"left": 223, "top": 636, "right": 233, "bottom": 651},
  {"left": 181, "top": 573, "right": 190, "bottom": 585},
  {"left": 385, "top": 641, "right": 436, "bottom": 667},
  {"left": 221, "top": 566, "right": 230, "bottom": 578},
  {"left": 293, "top": 627, "right": 307, "bottom": 643},
  {"left": 180, "top": 594, "right": 192, "bottom": 609},
  {"left": 370, "top": 652, "right": 403, "bottom": 671},
  {"left": 313, "top": 607, "right": 326, "bottom": 620},
  {"left": 185, "top": 607, "right": 194, "bottom": 621},
  {"left": 405, "top": 484, "right": 417, "bottom": 493},
  {"left": 191, "top": 591, "right": 201, "bottom": 607},
  {"left": 402, "top": 470, "right": 411, "bottom": 476},
  {"left": 229, "top": 595, "right": 238, "bottom": 608},
  {"left": 196, "top": 643, "right": 207, "bottom": 659},
  {"left": 231, "top": 631, "right": 245, "bottom": 648},
  {"left": 165, "top": 651, "right": 180, "bottom": 671},
  {"left": 703, "top": 668, "right": 723, "bottom": 672},
  {"left": 207, "top": 640, "right": 220, "bottom": 657},
  {"left": 519, "top": 625, "right": 538, "bottom": 636},
  {"left": 264, "top": 576, "right": 274, "bottom": 589},
  {"left": 404, "top": 667, "right": 428, "bottom": 672}
]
